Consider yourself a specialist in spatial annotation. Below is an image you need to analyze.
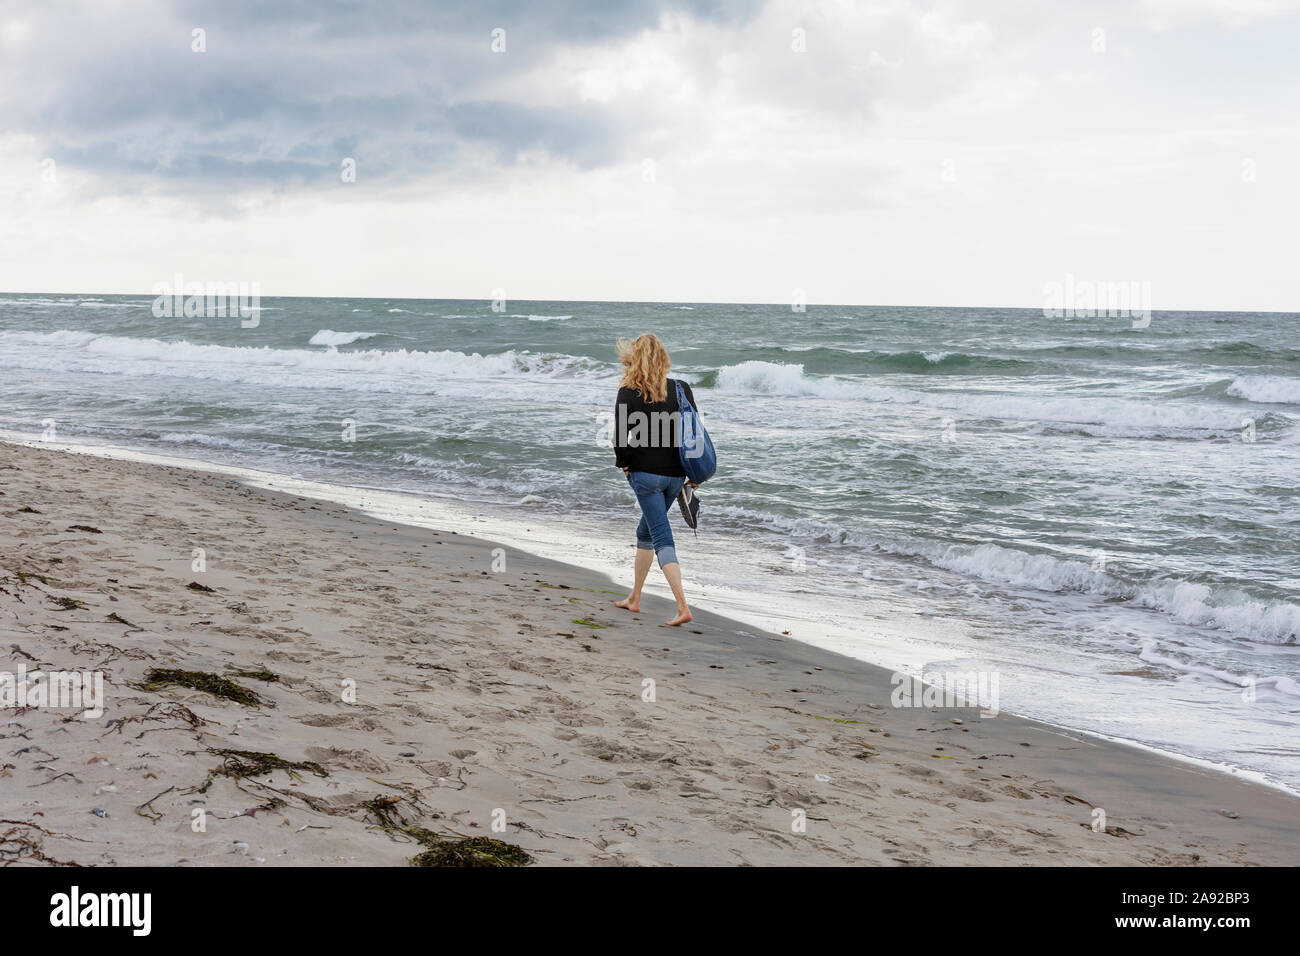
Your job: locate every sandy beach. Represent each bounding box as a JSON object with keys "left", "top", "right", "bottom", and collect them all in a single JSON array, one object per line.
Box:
[{"left": 2, "top": 438, "right": 1297, "bottom": 867}]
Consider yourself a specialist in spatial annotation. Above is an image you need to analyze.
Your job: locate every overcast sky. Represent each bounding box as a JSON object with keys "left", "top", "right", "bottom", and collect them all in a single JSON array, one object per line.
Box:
[{"left": 2, "top": 0, "right": 1298, "bottom": 309}]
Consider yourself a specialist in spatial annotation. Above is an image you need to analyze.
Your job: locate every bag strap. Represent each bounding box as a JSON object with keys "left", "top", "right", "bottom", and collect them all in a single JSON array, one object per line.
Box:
[{"left": 674, "top": 378, "right": 690, "bottom": 412}]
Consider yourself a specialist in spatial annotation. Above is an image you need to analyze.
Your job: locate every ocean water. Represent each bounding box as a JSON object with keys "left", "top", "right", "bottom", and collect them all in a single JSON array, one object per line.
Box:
[{"left": 2, "top": 293, "right": 1298, "bottom": 789}]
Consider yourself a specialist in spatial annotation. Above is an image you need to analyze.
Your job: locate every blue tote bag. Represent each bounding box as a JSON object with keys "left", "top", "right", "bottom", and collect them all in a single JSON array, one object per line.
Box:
[{"left": 675, "top": 379, "right": 717, "bottom": 484}]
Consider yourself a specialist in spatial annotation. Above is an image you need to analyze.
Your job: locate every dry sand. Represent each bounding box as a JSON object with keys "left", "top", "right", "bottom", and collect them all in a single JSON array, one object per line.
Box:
[{"left": 2, "top": 440, "right": 1297, "bottom": 866}]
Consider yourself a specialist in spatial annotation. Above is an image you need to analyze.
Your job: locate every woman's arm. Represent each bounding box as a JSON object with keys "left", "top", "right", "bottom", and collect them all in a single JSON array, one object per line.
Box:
[{"left": 614, "top": 387, "right": 631, "bottom": 471}]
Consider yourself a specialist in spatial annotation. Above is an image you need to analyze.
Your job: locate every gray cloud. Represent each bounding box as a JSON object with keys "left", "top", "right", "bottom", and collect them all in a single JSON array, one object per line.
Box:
[
  {"left": 173, "top": 0, "right": 762, "bottom": 40},
  {"left": 4, "top": 0, "right": 763, "bottom": 197}
]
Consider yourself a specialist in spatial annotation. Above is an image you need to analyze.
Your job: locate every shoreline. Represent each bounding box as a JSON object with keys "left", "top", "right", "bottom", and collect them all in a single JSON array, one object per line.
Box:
[
  {"left": 2, "top": 438, "right": 1298, "bottom": 865},
  {"left": 4, "top": 429, "right": 1295, "bottom": 798}
]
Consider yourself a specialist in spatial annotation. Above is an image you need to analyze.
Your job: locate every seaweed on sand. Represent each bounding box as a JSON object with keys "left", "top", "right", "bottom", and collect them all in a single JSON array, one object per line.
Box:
[
  {"left": 134, "top": 786, "right": 177, "bottom": 822},
  {"left": 105, "top": 701, "right": 205, "bottom": 739},
  {"left": 362, "top": 794, "right": 440, "bottom": 845},
  {"left": 1, "top": 818, "right": 88, "bottom": 866},
  {"left": 197, "top": 748, "right": 328, "bottom": 794},
  {"left": 409, "top": 837, "right": 533, "bottom": 867},
  {"left": 360, "top": 783, "right": 532, "bottom": 867},
  {"left": 140, "top": 668, "right": 262, "bottom": 706}
]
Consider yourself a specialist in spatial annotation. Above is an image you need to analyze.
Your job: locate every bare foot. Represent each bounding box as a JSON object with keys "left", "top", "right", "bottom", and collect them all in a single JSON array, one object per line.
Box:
[
  {"left": 665, "top": 608, "right": 693, "bottom": 627},
  {"left": 614, "top": 596, "right": 640, "bottom": 613}
]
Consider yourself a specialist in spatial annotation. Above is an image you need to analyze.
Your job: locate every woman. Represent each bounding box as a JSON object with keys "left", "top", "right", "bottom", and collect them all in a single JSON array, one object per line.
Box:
[{"left": 612, "top": 333, "right": 698, "bottom": 626}]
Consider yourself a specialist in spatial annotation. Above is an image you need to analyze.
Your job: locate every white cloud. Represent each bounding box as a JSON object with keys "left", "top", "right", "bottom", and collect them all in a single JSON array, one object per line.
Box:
[
  {"left": 1139, "top": 0, "right": 1300, "bottom": 30},
  {"left": 1052, "top": 70, "right": 1099, "bottom": 89}
]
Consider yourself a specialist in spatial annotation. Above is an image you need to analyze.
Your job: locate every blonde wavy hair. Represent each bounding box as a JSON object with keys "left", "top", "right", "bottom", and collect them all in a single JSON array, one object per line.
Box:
[{"left": 617, "top": 333, "right": 672, "bottom": 403}]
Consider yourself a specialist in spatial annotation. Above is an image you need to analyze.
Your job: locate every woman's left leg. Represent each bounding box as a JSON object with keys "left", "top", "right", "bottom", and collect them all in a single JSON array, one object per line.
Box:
[
  {"left": 656, "top": 478, "right": 691, "bottom": 626},
  {"left": 659, "top": 560, "right": 692, "bottom": 627}
]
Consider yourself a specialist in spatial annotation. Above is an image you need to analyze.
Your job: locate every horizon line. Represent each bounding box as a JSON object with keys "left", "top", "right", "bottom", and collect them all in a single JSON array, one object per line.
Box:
[{"left": 1, "top": 289, "right": 1296, "bottom": 316}]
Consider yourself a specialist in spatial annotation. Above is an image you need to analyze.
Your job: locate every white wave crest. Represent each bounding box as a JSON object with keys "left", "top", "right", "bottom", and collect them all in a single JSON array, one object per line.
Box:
[
  {"left": 1133, "top": 580, "right": 1300, "bottom": 644},
  {"left": 715, "top": 361, "right": 876, "bottom": 399},
  {"left": 931, "top": 543, "right": 1110, "bottom": 594},
  {"left": 309, "top": 329, "right": 381, "bottom": 347},
  {"left": 157, "top": 431, "right": 256, "bottom": 450},
  {"left": 1227, "top": 375, "right": 1300, "bottom": 405}
]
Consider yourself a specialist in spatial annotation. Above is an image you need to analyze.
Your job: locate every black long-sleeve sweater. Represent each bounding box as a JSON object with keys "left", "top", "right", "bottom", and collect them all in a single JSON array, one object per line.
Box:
[{"left": 613, "top": 378, "right": 699, "bottom": 477}]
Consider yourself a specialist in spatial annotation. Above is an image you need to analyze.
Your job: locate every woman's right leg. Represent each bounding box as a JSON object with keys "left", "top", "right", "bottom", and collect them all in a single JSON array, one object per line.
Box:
[
  {"left": 615, "top": 483, "right": 657, "bottom": 613},
  {"left": 615, "top": 545, "right": 654, "bottom": 613}
]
